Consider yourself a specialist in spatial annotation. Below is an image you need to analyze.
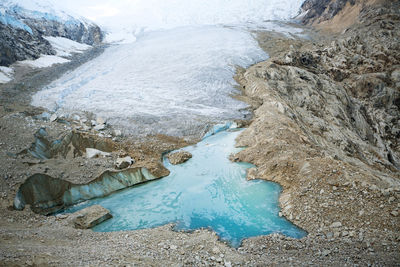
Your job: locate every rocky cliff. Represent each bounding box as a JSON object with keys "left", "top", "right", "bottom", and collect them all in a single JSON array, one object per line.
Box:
[{"left": 0, "top": 2, "right": 103, "bottom": 66}]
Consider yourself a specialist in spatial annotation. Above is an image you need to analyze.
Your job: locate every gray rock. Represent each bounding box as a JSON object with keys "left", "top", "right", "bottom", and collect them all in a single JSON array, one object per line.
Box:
[
  {"left": 86, "top": 148, "right": 111, "bottom": 159},
  {"left": 50, "top": 114, "right": 58, "bottom": 122},
  {"left": 330, "top": 222, "right": 342, "bottom": 228},
  {"left": 71, "top": 205, "right": 112, "bottom": 229},
  {"left": 72, "top": 115, "right": 81, "bottom": 121},
  {"left": 321, "top": 250, "right": 331, "bottom": 256},
  {"left": 326, "top": 232, "right": 333, "bottom": 239},
  {"left": 0, "top": 3, "right": 103, "bottom": 66},
  {"left": 115, "top": 156, "right": 134, "bottom": 169},
  {"left": 113, "top": 129, "right": 122, "bottom": 137},
  {"left": 96, "top": 117, "right": 106, "bottom": 125},
  {"left": 94, "top": 124, "right": 106, "bottom": 131}
]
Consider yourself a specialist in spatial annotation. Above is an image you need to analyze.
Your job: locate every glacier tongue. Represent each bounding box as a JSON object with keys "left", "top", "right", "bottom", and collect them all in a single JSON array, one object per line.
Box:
[{"left": 32, "top": 26, "right": 268, "bottom": 137}]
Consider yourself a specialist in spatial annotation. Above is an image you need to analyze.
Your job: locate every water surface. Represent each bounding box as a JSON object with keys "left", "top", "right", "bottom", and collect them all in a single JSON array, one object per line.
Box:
[{"left": 66, "top": 130, "right": 306, "bottom": 247}]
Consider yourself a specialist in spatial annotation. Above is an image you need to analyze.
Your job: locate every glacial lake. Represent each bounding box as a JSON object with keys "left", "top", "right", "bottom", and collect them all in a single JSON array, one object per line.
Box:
[{"left": 66, "top": 129, "right": 306, "bottom": 247}]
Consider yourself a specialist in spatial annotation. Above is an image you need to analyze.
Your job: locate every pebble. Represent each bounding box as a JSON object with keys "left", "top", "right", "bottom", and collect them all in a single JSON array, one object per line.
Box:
[
  {"left": 390, "top": 210, "right": 398, "bottom": 217},
  {"left": 321, "top": 250, "right": 331, "bottom": 256},
  {"left": 94, "top": 124, "right": 106, "bottom": 131},
  {"left": 113, "top": 129, "right": 122, "bottom": 137},
  {"left": 212, "top": 247, "right": 220, "bottom": 254},
  {"left": 72, "top": 115, "right": 80, "bottom": 121},
  {"left": 330, "top": 222, "right": 342, "bottom": 228},
  {"left": 96, "top": 117, "right": 106, "bottom": 125},
  {"left": 50, "top": 114, "right": 58, "bottom": 122}
]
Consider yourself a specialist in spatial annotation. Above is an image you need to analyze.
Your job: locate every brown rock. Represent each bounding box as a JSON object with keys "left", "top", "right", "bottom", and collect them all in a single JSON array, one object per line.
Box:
[
  {"left": 72, "top": 205, "right": 112, "bottom": 229},
  {"left": 167, "top": 151, "right": 192, "bottom": 165}
]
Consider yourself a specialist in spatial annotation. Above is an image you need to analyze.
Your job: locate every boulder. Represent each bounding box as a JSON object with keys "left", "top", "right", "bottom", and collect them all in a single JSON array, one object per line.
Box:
[
  {"left": 113, "top": 129, "right": 122, "bottom": 137},
  {"left": 167, "top": 151, "right": 192, "bottom": 165},
  {"left": 50, "top": 114, "right": 58, "bottom": 122},
  {"left": 115, "top": 156, "right": 134, "bottom": 169},
  {"left": 93, "top": 124, "right": 106, "bottom": 131},
  {"left": 96, "top": 117, "right": 106, "bottom": 125},
  {"left": 71, "top": 205, "right": 112, "bottom": 229},
  {"left": 330, "top": 221, "right": 342, "bottom": 228},
  {"left": 85, "top": 148, "right": 111, "bottom": 159}
]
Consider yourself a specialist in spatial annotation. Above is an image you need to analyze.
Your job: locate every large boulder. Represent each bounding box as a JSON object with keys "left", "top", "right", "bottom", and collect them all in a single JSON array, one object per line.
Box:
[
  {"left": 71, "top": 205, "right": 112, "bottom": 229},
  {"left": 115, "top": 156, "right": 134, "bottom": 169},
  {"left": 167, "top": 151, "right": 192, "bottom": 165}
]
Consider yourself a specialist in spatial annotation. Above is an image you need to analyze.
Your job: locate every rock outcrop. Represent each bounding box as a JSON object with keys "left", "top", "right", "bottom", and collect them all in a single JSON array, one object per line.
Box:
[
  {"left": 0, "top": 1, "right": 103, "bottom": 66},
  {"left": 0, "top": 23, "right": 55, "bottom": 66}
]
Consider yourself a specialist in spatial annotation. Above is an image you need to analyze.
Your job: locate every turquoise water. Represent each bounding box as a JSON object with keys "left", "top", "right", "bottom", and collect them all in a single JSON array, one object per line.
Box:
[{"left": 66, "top": 129, "right": 306, "bottom": 247}]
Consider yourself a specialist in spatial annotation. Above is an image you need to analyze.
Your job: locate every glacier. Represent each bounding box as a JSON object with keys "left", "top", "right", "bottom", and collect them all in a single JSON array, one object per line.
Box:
[
  {"left": 30, "top": 0, "right": 306, "bottom": 137},
  {"left": 32, "top": 26, "right": 267, "bottom": 137},
  {"left": 0, "top": 0, "right": 93, "bottom": 30}
]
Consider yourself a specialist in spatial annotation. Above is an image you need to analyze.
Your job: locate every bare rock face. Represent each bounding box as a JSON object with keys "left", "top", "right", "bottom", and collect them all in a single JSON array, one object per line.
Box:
[
  {"left": 167, "top": 151, "right": 192, "bottom": 165},
  {"left": 0, "top": 3, "right": 103, "bottom": 66},
  {"left": 0, "top": 23, "right": 55, "bottom": 66},
  {"left": 237, "top": 2, "right": 400, "bottom": 175},
  {"left": 298, "top": 0, "right": 355, "bottom": 25},
  {"left": 71, "top": 205, "right": 112, "bottom": 229}
]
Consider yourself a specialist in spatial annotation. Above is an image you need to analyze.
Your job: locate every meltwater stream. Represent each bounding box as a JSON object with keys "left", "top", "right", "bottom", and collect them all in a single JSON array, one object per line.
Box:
[{"left": 66, "top": 130, "right": 306, "bottom": 247}]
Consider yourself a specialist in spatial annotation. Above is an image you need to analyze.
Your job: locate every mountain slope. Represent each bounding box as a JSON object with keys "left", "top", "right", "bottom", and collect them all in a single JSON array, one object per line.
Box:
[{"left": 0, "top": 0, "right": 102, "bottom": 66}]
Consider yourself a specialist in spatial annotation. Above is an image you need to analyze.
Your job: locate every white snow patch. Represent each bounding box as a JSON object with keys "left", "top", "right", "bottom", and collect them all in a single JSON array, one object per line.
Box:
[
  {"left": 19, "top": 55, "right": 70, "bottom": 68},
  {"left": 0, "top": 73, "right": 12, "bottom": 84},
  {"left": 44, "top": 36, "right": 91, "bottom": 57},
  {"left": 0, "top": 66, "right": 14, "bottom": 84}
]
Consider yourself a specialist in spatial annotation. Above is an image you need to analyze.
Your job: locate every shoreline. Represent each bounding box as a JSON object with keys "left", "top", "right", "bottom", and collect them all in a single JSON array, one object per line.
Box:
[{"left": 1, "top": 4, "right": 399, "bottom": 266}]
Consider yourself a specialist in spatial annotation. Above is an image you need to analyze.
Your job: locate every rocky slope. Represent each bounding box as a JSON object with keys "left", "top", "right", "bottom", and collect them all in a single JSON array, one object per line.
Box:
[
  {"left": 297, "top": 0, "right": 386, "bottom": 32},
  {"left": 233, "top": 0, "right": 399, "bottom": 263},
  {"left": 0, "top": 1, "right": 103, "bottom": 66}
]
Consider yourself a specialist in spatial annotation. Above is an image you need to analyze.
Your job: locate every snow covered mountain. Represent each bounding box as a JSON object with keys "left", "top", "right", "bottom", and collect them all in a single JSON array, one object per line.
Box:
[{"left": 0, "top": 0, "right": 102, "bottom": 66}]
